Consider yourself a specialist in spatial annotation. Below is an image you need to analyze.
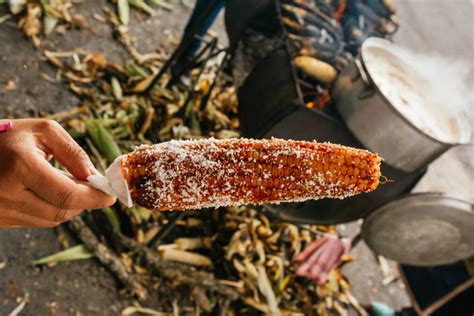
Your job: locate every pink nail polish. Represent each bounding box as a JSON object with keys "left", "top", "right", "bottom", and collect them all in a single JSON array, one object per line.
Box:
[{"left": 0, "top": 121, "right": 13, "bottom": 133}]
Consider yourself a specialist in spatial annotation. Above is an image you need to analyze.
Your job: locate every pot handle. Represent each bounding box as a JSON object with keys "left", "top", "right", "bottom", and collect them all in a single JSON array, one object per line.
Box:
[
  {"left": 457, "top": 142, "right": 474, "bottom": 147},
  {"left": 353, "top": 58, "right": 375, "bottom": 100},
  {"left": 353, "top": 58, "right": 371, "bottom": 86}
]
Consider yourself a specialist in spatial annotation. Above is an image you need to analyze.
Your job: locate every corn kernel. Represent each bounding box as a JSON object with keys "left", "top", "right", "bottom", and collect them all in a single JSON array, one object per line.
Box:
[
  {"left": 353, "top": 168, "right": 360, "bottom": 176},
  {"left": 353, "top": 157, "right": 360, "bottom": 167}
]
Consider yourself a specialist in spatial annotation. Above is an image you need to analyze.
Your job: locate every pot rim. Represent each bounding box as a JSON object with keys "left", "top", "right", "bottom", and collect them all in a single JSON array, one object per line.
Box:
[
  {"left": 364, "top": 192, "right": 473, "bottom": 220},
  {"left": 361, "top": 191, "right": 474, "bottom": 266},
  {"left": 359, "top": 37, "right": 471, "bottom": 146}
]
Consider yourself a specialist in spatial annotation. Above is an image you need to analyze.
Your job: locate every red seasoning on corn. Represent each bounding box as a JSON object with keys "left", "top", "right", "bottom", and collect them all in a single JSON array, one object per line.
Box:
[{"left": 116, "top": 138, "right": 382, "bottom": 211}]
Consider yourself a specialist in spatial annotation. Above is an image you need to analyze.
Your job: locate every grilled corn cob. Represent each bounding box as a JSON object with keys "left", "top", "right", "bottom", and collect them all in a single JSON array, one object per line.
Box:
[
  {"left": 294, "top": 55, "right": 337, "bottom": 84},
  {"left": 120, "top": 138, "right": 382, "bottom": 210}
]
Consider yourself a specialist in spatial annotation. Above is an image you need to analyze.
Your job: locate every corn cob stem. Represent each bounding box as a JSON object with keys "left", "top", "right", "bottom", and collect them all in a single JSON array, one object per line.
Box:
[{"left": 120, "top": 138, "right": 382, "bottom": 211}]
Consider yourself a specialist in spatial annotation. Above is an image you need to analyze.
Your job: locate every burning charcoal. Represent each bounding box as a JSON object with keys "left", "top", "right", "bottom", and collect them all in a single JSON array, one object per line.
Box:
[
  {"left": 299, "top": 24, "right": 323, "bottom": 39},
  {"left": 310, "top": 0, "right": 337, "bottom": 17},
  {"left": 341, "top": 0, "right": 398, "bottom": 54},
  {"left": 281, "top": 16, "right": 305, "bottom": 32},
  {"left": 282, "top": 2, "right": 343, "bottom": 42},
  {"left": 289, "top": 33, "right": 342, "bottom": 56},
  {"left": 293, "top": 0, "right": 339, "bottom": 27}
]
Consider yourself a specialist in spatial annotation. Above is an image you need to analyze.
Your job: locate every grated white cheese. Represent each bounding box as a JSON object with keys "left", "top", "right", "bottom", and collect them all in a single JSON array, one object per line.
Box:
[{"left": 121, "top": 138, "right": 380, "bottom": 210}]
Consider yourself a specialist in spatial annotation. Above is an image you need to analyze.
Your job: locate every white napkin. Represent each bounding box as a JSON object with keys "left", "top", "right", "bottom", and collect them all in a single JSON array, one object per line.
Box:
[{"left": 87, "top": 156, "right": 133, "bottom": 207}]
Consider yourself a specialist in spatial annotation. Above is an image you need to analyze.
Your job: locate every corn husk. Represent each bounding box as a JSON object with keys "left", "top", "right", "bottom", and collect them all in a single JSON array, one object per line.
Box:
[
  {"left": 160, "top": 249, "right": 213, "bottom": 267},
  {"left": 32, "top": 245, "right": 93, "bottom": 265},
  {"left": 117, "top": 0, "right": 130, "bottom": 25},
  {"left": 86, "top": 119, "right": 122, "bottom": 163},
  {"left": 8, "top": 0, "right": 27, "bottom": 15}
]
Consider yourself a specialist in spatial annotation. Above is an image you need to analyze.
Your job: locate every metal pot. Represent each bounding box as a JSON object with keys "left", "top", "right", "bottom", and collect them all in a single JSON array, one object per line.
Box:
[
  {"left": 332, "top": 38, "right": 471, "bottom": 172},
  {"left": 237, "top": 48, "right": 426, "bottom": 225}
]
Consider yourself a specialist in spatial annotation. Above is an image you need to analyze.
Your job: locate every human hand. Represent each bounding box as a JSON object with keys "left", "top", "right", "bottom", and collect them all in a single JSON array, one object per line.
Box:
[
  {"left": 0, "top": 119, "right": 116, "bottom": 228},
  {"left": 295, "top": 234, "right": 351, "bottom": 284}
]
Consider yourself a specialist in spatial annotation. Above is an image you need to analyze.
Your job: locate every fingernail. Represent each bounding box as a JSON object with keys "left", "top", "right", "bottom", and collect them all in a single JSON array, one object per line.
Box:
[{"left": 0, "top": 121, "right": 13, "bottom": 133}]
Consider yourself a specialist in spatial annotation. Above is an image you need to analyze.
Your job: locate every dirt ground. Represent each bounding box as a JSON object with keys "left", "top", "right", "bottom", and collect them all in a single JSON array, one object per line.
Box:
[
  {"left": 0, "top": 0, "right": 472, "bottom": 315},
  {"left": 0, "top": 2, "right": 201, "bottom": 315}
]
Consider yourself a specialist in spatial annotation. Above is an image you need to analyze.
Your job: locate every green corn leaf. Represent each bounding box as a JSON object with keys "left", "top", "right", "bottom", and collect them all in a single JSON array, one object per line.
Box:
[
  {"left": 148, "top": 0, "right": 173, "bottom": 11},
  {"left": 86, "top": 119, "right": 122, "bottom": 164},
  {"left": 33, "top": 244, "right": 93, "bottom": 265},
  {"left": 129, "top": 0, "right": 154, "bottom": 15},
  {"left": 43, "top": 11, "right": 59, "bottom": 35},
  {"left": 111, "top": 76, "right": 123, "bottom": 101},
  {"left": 103, "top": 206, "right": 121, "bottom": 233},
  {"left": 41, "top": 1, "right": 59, "bottom": 35},
  {"left": 118, "top": 0, "right": 130, "bottom": 25},
  {"left": 125, "top": 60, "right": 148, "bottom": 77}
]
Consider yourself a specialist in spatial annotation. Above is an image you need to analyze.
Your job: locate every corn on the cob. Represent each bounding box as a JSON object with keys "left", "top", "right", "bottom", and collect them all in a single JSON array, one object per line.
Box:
[
  {"left": 120, "top": 138, "right": 382, "bottom": 210},
  {"left": 294, "top": 56, "right": 337, "bottom": 84}
]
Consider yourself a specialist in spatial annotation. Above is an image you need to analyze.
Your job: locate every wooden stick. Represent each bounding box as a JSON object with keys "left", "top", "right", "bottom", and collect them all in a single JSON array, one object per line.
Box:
[
  {"left": 421, "top": 278, "right": 474, "bottom": 316},
  {"left": 397, "top": 264, "right": 423, "bottom": 315},
  {"left": 67, "top": 217, "right": 148, "bottom": 300},
  {"left": 118, "top": 234, "right": 239, "bottom": 300}
]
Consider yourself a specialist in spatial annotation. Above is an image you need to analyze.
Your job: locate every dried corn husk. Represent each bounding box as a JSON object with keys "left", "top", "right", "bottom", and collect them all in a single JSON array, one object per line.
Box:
[
  {"left": 111, "top": 76, "right": 123, "bottom": 101},
  {"left": 8, "top": 0, "right": 26, "bottom": 15},
  {"left": 32, "top": 245, "right": 93, "bottom": 265},
  {"left": 129, "top": 0, "right": 154, "bottom": 15},
  {"left": 148, "top": 0, "right": 173, "bottom": 11},
  {"left": 174, "top": 237, "right": 212, "bottom": 250},
  {"left": 43, "top": 11, "right": 58, "bottom": 35},
  {"left": 18, "top": 3, "right": 42, "bottom": 46},
  {"left": 160, "top": 249, "right": 212, "bottom": 267}
]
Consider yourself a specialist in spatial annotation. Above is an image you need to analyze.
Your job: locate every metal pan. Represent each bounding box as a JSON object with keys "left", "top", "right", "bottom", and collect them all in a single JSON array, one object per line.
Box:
[{"left": 362, "top": 193, "right": 474, "bottom": 266}]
